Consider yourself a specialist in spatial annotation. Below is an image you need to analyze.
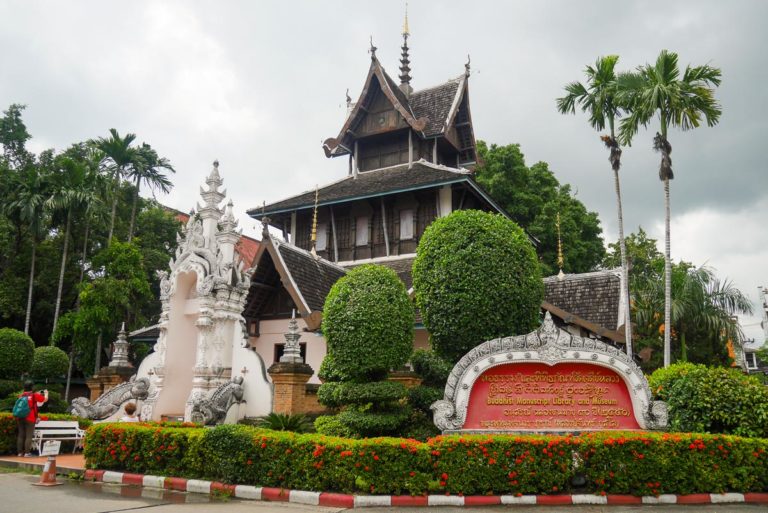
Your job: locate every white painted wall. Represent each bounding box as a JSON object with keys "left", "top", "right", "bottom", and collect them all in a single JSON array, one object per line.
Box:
[
  {"left": 153, "top": 271, "right": 198, "bottom": 418},
  {"left": 249, "top": 318, "right": 327, "bottom": 383}
]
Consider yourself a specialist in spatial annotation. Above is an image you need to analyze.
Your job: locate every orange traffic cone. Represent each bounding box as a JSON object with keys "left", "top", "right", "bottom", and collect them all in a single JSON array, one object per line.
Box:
[{"left": 32, "top": 456, "right": 62, "bottom": 487}]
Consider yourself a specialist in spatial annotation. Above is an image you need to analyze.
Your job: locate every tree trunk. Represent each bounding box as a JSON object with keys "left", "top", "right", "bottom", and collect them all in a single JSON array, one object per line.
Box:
[
  {"left": 24, "top": 239, "right": 36, "bottom": 335},
  {"left": 127, "top": 175, "right": 140, "bottom": 242},
  {"left": 51, "top": 209, "right": 72, "bottom": 340},
  {"left": 107, "top": 176, "right": 119, "bottom": 245},
  {"left": 612, "top": 167, "right": 632, "bottom": 357},
  {"left": 64, "top": 348, "right": 74, "bottom": 402},
  {"left": 78, "top": 216, "right": 90, "bottom": 288},
  {"left": 680, "top": 330, "right": 687, "bottom": 362},
  {"left": 94, "top": 332, "right": 103, "bottom": 374},
  {"left": 663, "top": 177, "right": 672, "bottom": 367}
]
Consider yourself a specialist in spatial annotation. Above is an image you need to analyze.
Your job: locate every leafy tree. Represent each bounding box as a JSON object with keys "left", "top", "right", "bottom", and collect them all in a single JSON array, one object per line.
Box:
[
  {"left": 413, "top": 210, "right": 543, "bottom": 363},
  {"left": 557, "top": 55, "right": 633, "bottom": 354},
  {"left": 55, "top": 240, "right": 152, "bottom": 375},
  {"left": 474, "top": 141, "right": 605, "bottom": 275},
  {"left": 619, "top": 50, "right": 722, "bottom": 367},
  {"left": 93, "top": 129, "right": 138, "bottom": 244},
  {"left": 0, "top": 328, "right": 34, "bottom": 379},
  {"left": 126, "top": 143, "right": 174, "bottom": 242},
  {"left": 0, "top": 104, "right": 32, "bottom": 168},
  {"left": 603, "top": 227, "right": 662, "bottom": 288}
]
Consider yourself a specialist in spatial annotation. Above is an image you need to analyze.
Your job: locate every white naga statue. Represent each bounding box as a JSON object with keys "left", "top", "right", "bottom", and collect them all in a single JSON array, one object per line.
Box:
[{"left": 136, "top": 161, "right": 272, "bottom": 423}]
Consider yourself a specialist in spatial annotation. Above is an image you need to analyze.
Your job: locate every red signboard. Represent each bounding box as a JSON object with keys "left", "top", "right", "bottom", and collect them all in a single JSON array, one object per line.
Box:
[{"left": 463, "top": 362, "right": 640, "bottom": 431}]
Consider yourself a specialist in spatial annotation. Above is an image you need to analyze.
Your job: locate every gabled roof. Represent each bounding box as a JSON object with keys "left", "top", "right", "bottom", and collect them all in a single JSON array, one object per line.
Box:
[
  {"left": 323, "top": 56, "right": 427, "bottom": 158},
  {"left": 249, "top": 161, "right": 478, "bottom": 216},
  {"left": 244, "top": 229, "right": 347, "bottom": 330},
  {"left": 543, "top": 269, "right": 624, "bottom": 342},
  {"left": 409, "top": 76, "right": 464, "bottom": 137},
  {"left": 323, "top": 55, "right": 471, "bottom": 157}
]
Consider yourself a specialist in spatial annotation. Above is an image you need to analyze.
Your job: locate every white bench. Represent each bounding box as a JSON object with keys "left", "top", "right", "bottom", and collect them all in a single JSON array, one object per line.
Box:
[{"left": 32, "top": 421, "right": 86, "bottom": 454}]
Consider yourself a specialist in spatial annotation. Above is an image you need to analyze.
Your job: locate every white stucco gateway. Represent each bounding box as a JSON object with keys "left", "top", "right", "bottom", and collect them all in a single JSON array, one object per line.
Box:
[{"left": 137, "top": 162, "right": 272, "bottom": 423}]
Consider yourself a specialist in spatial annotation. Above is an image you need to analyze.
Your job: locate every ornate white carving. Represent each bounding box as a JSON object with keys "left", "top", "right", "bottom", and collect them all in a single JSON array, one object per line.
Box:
[{"left": 431, "top": 312, "right": 668, "bottom": 433}]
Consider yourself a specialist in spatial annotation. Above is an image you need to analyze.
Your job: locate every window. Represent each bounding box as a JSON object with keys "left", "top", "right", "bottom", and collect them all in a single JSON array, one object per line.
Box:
[
  {"left": 316, "top": 222, "right": 327, "bottom": 251},
  {"left": 400, "top": 209, "right": 414, "bottom": 240},
  {"left": 356, "top": 216, "right": 369, "bottom": 246},
  {"left": 746, "top": 352, "right": 758, "bottom": 370}
]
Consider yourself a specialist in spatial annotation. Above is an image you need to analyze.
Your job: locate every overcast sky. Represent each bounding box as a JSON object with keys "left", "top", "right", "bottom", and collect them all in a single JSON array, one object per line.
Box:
[{"left": 1, "top": 0, "right": 766, "bottom": 343}]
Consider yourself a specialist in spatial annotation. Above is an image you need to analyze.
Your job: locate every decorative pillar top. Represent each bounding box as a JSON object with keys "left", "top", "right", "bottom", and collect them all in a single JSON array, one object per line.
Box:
[
  {"left": 279, "top": 310, "right": 304, "bottom": 363},
  {"left": 198, "top": 160, "right": 226, "bottom": 223},
  {"left": 108, "top": 322, "right": 133, "bottom": 368}
]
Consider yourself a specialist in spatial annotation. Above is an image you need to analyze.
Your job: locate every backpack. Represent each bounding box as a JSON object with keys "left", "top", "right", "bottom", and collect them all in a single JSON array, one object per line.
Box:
[{"left": 12, "top": 393, "right": 31, "bottom": 419}]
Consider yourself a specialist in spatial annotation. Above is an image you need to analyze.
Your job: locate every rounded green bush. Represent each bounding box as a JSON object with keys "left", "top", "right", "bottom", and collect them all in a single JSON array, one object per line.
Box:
[
  {"left": 318, "top": 381, "right": 407, "bottom": 408},
  {"left": 413, "top": 210, "right": 544, "bottom": 363},
  {"left": 30, "top": 346, "right": 69, "bottom": 380},
  {"left": 407, "top": 385, "right": 443, "bottom": 414},
  {"left": 322, "top": 264, "right": 414, "bottom": 382},
  {"left": 0, "top": 328, "right": 34, "bottom": 379},
  {"left": 649, "top": 363, "right": 768, "bottom": 437}
]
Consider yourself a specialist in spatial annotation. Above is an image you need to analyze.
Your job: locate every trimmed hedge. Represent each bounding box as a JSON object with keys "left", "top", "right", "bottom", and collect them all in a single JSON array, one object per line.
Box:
[
  {"left": 317, "top": 381, "right": 408, "bottom": 408},
  {"left": 30, "top": 346, "right": 69, "bottom": 380},
  {"left": 0, "top": 412, "right": 92, "bottom": 454},
  {"left": 413, "top": 210, "right": 544, "bottom": 363},
  {"left": 84, "top": 423, "right": 768, "bottom": 496},
  {"left": 649, "top": 363, "right": 768, "bottom": 438}
]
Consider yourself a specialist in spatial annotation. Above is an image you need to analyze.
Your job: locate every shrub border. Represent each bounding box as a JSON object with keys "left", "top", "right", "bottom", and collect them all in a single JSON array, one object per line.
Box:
[{"left": 82, "top": 470, "right": 768, "bottom": 507}]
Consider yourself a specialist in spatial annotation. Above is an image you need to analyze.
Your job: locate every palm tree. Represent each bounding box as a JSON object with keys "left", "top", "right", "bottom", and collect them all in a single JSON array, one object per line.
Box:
[
  {"left": 619, "top": 50, "right": 721, "bottom": 367},
  {"left": 5, "top": 165, "right": 50, "bottom": 335},
  {"left": 126, "top": 143, "right": 175, "bottom": 241},
  {"left": 93, "top": 129, "right": 138, "bottom": 244},
  {"left": 557, "top": 55, "right": 633, "bottom": 356},
  {"left": 48, "top": 154, "right": 102, "bottom": 338},
  {"left": 634, "top": 265, "right": 752, "bottom": 363}
]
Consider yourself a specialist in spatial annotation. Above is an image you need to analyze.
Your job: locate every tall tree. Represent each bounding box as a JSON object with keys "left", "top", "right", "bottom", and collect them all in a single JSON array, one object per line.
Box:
[
  {"left": 619, "top": 50, "right": 722, "bottom": 367},
  {"left": 475, "top": 141, "right": 605, "bottom": 275},
  {"left": 47, "top": 151, "right": 102, "bottom": 338},
  {"left": 557, "top": 55, "right": 634, "bottom": 356},
  {"left": 126, "top": 143, "right": 175, "bottom": 242},
  {"left": 93, "top": 129, "right": 137, "bottom": 245},
  {"left": 5, "top": 166, "right": 50, "bottom": 334},
  {"left": 0, "top": 104, "right": 32, "bottom": 169}
]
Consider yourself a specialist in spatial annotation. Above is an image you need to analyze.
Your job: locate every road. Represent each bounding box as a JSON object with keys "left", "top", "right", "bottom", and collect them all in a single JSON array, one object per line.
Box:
[{"left": 0, "top": 472, "right": 765, "bottom": 512}]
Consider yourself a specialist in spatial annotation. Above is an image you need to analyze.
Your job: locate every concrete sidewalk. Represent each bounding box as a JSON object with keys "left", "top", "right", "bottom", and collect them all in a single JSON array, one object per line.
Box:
[{"left": 0, "top": 453, "right": 85, "bottom": 475}]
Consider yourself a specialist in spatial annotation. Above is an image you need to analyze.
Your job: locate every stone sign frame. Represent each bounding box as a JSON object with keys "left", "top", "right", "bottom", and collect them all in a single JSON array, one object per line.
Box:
[{"left": 431, "top": 313, "right": 667, "bottom": 433}]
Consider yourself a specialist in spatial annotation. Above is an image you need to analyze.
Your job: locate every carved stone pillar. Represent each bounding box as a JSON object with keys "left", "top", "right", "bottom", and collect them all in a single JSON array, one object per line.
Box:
[{"left": 268, "top": 362, "right": 315, "bottom": 415}]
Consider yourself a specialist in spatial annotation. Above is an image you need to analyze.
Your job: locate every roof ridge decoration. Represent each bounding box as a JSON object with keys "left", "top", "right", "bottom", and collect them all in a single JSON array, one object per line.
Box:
[
  {"left": 323, "top": 52, "right": 428, "bottom": 158},
  {"left": 544, "top": 268, "right": 622, "bottom": 282},
  {"left": 398, "top": 3, "right": 412, "bottom": 96},
  {"left": 430, "top": 312, "right": 668, "bottom": 433}
]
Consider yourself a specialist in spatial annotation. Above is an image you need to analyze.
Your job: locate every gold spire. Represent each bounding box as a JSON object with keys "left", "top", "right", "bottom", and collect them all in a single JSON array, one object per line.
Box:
[
  {"left": 310, "top": 185, "right": 319, "bottom": 256},
  {"left": 402, "top": 2, "right": 409, "bottom": 36},
  {"left": 556, "top": 212, "right": 565, "bottom": 279}
]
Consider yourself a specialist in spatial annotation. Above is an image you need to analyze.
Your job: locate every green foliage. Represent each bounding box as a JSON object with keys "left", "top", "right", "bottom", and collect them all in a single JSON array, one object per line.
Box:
[
  {"left": 474, "top": 141, "right": 605, "bottom": 275},
  {"left": 313, "top": 415, "right": 356, "bottom": 438},
  {"left": 413, "top": 210, "right": 543, "bottom": 363},
  {"left": 406, "top": 385, "right": 443, "bottom": 414},
  {"left": 322, "top": 264, "right": 414, "bottom": 382},
  {"left": 603, "top": 228, "right": 662, "bottom": 286},
  {"left": 30, "top": 346, "right": 69, "bottom": 380},
  {"left": 650, "top": 363, "right": 768, "bottom": 437},
  {"left": 82, "top": 423, "right": 768, "bottom": 496},
  {"left": 252, "top": 413, "right": 313, "bottom": 433},
  {"left": 410, "top": 350, "right": 451, "bottom": 387},
  {"left": 0, "top": 328, "right": 34, "bottom": 379},
  {"left": 317, "top": 381, "right": 407, "bottom": 408}
]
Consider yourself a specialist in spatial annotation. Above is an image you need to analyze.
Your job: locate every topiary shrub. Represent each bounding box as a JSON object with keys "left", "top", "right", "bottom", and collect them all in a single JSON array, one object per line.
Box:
[
  {"left": 0, "top": 328, "right": 34, "bottom": 379},
  {"left": 406, "top": 350, "right": 451, "bottom": 439},
  {"left": 317, "top": 264, "right": 414, "bottom": 437},
  {"left": 30, "top": 346, "right": 69, "bottom": 380},
  {"left": 413, "top": 210, "right": 544, "bottom": 363},
  {"left": 649, "top": 363, "right": 768, "bottom": 438},
  {"left": 322, "top": 264, "right": 414, "bottom": 381}
]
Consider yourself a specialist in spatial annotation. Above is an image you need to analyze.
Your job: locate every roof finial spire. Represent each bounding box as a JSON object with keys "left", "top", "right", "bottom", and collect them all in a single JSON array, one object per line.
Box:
[
  {"left": 398, "top": 3, "right": 413, "bottom": 97},
  {"left": 556, "top": 211, "right": 565, "bottom": 280},
  {"left": 465, "top": 54, "right": 471, "bottom": 77},
  {"left": 369, "top": 36, "right": 377, "bottom": 59},
  {"left": 310, "top": 185, "right": 319, "bottom": 257}
]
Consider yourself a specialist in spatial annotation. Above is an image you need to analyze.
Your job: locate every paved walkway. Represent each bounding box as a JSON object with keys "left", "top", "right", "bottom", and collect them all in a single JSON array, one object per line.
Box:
[{"left": 0, "top": 453, "right": 85, "bottom": 474}]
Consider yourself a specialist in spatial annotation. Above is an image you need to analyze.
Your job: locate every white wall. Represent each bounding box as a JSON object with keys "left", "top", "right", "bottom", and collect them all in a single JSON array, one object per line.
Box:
[{"left": 249, "top": 318, "right": 326, "bottom": 384}]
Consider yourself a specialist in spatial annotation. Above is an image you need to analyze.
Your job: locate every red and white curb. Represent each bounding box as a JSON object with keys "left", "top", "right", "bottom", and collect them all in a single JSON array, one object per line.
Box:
[{"left": 85, "top": 470, "right": 768, "bottom": 507}]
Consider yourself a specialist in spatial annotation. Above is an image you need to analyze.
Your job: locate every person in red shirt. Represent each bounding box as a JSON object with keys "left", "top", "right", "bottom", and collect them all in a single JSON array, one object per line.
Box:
[{"left": 16, "top": 381, "right": 48, "bottom": 457}]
